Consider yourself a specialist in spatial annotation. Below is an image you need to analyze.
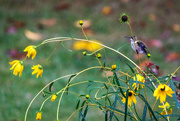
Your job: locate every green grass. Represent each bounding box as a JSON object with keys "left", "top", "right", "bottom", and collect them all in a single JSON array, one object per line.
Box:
[{"left": 0, "top": 0, "right": 180, "bottom": 121}]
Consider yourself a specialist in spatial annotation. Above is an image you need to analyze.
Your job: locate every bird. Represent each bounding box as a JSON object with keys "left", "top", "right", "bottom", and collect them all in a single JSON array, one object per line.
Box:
[{"left": 124, "top": 36, "right": 151, "bottom": 58}]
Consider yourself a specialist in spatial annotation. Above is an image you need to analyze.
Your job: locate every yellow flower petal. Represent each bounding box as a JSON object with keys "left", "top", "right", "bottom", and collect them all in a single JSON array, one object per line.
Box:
[
  {"left": 24, "top": 45, "right": 37, "bottom": 59},
  {"left": 153, "top": 84, "right": 174, "bottom": 103},
  {"left": 9, "top": 60, "right": 24, "bottom": 77},
  {"left": 31, "top": 64, "right": 43, "bottom": 78}
]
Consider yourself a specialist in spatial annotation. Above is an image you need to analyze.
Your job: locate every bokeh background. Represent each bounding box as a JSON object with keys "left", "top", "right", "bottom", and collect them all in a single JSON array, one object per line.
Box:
[{"left": 0, "top": 0, "right": 180, "bottom": 121}]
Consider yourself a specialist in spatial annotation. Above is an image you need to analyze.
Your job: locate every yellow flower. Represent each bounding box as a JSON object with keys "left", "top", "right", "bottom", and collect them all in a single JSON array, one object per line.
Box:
[
  {"left": 36, "top": 112, "right": 42, "bottom": 120},
  {"left": 159, "top": 102, "right": 172, "bottom": 116},
  {"left": 51, "top": 94, "right": 57, "bottom": 101},
  {"left": 24, "top": 45, "right": 37, "bottom": 59},
  {"left": 97, "top": 53, "right": 101, "bottom": 58},
  {"left": 31, "top": 64, "right": 43, "bottom": 78},
  {"left": 83, "top": 51, "right": 86, "bottom": 56},
  {"left": 111, "top": 65, "right": 117, "bottom": 70},
  {"left": 86, "top": 95, "right": 90, "bottom": 99},
  {"left": 79, "top": 20, "right": 83, "bottom": 26},
  {"left": 9, "top": 60, "right": 24, "bottom": 77},
  {"left": 122, "top": 91, "right": 137, "bottom": 106},
  {"left": 153, "top": 84, "right": 175, "bottom": 103},
  {"left": 73, "top": 40, "right": 102, "bottom": 52},
  {"left": 132, "top": 74, "right": 145, "bottom": 90}
]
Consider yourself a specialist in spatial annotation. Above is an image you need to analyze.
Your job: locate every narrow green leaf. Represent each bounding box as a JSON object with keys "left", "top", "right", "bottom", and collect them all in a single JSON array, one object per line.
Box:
[
  {"left": 126, "top": 63, "right": 135, "bottom": 74},
  {"left": 110, "top": 96, "right": 118, "bottom": 121},
  {"left": 76, "top": 100, "right": 80, "bottom": 110},
  {"left": 142, "top": 105, "right": 147, "bottom": 121},
  {"left": 43, "top": 90, "right": 52, "bottom": 94},
  {"left": 79, "top": 100, "right": 86, "bottom": 121},
  {"left": 49, "top": 82, "right": 54, "bottom": 92},
  {"left": 105, "top": 111, "right": 108, "bottom": 121},
  {"left": 117, "top": 59, "right": 120, "bottom": 70},
  {"left": 124, "top": 89, "right": 129, "bottom": 121},
  {"left": 139, "top": 94, "right": 158, "bottom": 121},
  {"left": 170, "top": 79, "right": 180, "bottom": 109},
  {"left": 82, "top": 105, "right": 89, "bottom": 121},
  {"left": 104, "top": 83, "right": 108, "bottom": 90},
  {"left": 114, "top": 72, "right": 125, "bottom": 97},
  {"left": 66, "top": 74, "right": 76, "bottom": 94},
  {"left": 86, "top": 80, "right": 94, "bottom": 88}
]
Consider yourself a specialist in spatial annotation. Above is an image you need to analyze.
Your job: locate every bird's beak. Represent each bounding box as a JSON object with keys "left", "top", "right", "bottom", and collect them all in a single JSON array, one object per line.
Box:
[{"left": 124, "top": 36, "right": 132, "bottom": 39}]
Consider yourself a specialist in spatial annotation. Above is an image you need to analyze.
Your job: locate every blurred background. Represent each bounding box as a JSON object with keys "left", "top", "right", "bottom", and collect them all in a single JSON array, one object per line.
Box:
[{"left": 0, "top": 0, "right": 180, "bottom": 120}]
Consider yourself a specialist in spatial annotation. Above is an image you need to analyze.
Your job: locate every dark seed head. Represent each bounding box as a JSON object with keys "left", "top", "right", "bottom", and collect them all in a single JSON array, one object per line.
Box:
[
  {"left": 122, "top": 15, "right": 128, "bottom": 22},
  {"left": 119, "top": 13, "right": 130, "bottom": 24},
  {"left": 128, "top": 92, "right": 132, "bottom": 96},
  {"left": 161, "top": 86, "right": 165, "bottom": 91}
]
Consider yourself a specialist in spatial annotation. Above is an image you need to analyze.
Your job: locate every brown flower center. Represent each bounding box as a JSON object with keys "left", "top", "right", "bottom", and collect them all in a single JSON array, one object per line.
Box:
[
  {"left": 128, "top": 92, "right": 132, "bottom": 96},
  {"left": 122, "top": 15, "right": 128, "bottom": 22},
  {"left": 161, "top": 86, "right": 165, "bottom": 91}
]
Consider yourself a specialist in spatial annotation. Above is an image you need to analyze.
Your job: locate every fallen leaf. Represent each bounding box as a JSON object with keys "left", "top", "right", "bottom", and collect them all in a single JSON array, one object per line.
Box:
[
  {"left": 172, "top": 24, "right": 180, "bottom": 32},
  {"left": 75, "top": 20, "right": 91, "bottom": 28},
  {"left": 148, "top": 13, "right": 156, "bottom": 22},
  {"left": 165, "top": 52, "right": 179, "bottom": 62},
  {"left": 40, "top": 18, "right": 57, "bottom": 26},
  {"left": 101, "top": 6, "right": 112, "bottom": 15},
  {"left": 25, "top": 30, "right": 43, "bottom": 41}
]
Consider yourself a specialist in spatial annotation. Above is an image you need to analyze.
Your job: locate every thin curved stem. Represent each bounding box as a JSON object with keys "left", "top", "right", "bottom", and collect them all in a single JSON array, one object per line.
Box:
[{"left": 24, "top": 74, "right": 74, "bottom": 121}]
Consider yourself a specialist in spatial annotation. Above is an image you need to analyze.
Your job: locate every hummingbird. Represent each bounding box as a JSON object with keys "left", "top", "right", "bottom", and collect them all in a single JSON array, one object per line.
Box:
[{"left": 124, "top": 36, "right": 151, "bottom": 58}]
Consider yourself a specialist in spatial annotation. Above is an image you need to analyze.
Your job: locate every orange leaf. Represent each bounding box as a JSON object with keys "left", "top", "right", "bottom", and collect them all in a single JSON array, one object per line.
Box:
[{"left": 25, "top": 30, "right": 43, "bottom": 41}]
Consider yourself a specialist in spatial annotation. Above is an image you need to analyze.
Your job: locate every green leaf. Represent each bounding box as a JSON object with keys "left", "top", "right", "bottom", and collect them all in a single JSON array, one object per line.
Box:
[
  {"left": 117, "top": 59, "right": 120, "bottom": 70},
  {"left": 79, "top": 100, "right": 86, "bottom": 121},
  {"left": 110, "top": 96, "right": 118, "bottom": 121},
  {"left": 104, "top": 83, "right": 108, "bottom": 90},
  {"left": 170, "top": 79, "right": 180, "bottom": 109},
  {"left": 142, "top": 105, "right": 147, "bottom": 121},
  {"left": 82, "top": 105, "right": 89, "bottom": 121},
  {"left": 124, "top": 89, "right": 129, "bottom": 121},
  {"left": 66, "top": 74, "right": 76, "bottom": 94},
  {"left": 126, "top": 63, "right": 135, "bottom": 74},
  {"left": 76, "top": 100, "right": 80, "bottom": 110},
  {"left": 49, "top": 82, "right": 54, "bottom": 92},
  {"left": 139, "top": 94, "right": 158, "bottom": 121},
  {"left": 114, "top": 72, "right": 125, "bottom": 97},
  {"left": 104, "top": 61, "right": 106, "bottom": 68},
  {"left": 43, "top": 90, "right": 52, "bottom": 94},
  {"left": 105, "top": 111, "right": 108, "bottom": 121}
]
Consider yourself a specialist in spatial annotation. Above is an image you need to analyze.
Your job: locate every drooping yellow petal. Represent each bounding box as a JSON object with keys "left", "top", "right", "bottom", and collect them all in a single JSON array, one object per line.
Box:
[
  {"left": 31, "top": 64, "right": 43, "bottom": 78},
  {"left": 153, "top": 84, "right": 174, "bottom": 103},
  {"left": 36, "top": 112, "right": 42, "bottom": 120},
  {"left": 9, "top": 60, "right": 24, "bottom": 77},
  {"left": 24, "top": 45, "right": 37, "bottom": 59}
]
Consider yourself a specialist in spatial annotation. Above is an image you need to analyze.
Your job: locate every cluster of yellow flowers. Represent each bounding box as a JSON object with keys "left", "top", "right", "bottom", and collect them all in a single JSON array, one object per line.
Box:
[
  {"left": 9, "top": 45, "right": 43, "bottom": 78},
  {"left": 119, "top": 73, "right": 174, "bottom": 116}
]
